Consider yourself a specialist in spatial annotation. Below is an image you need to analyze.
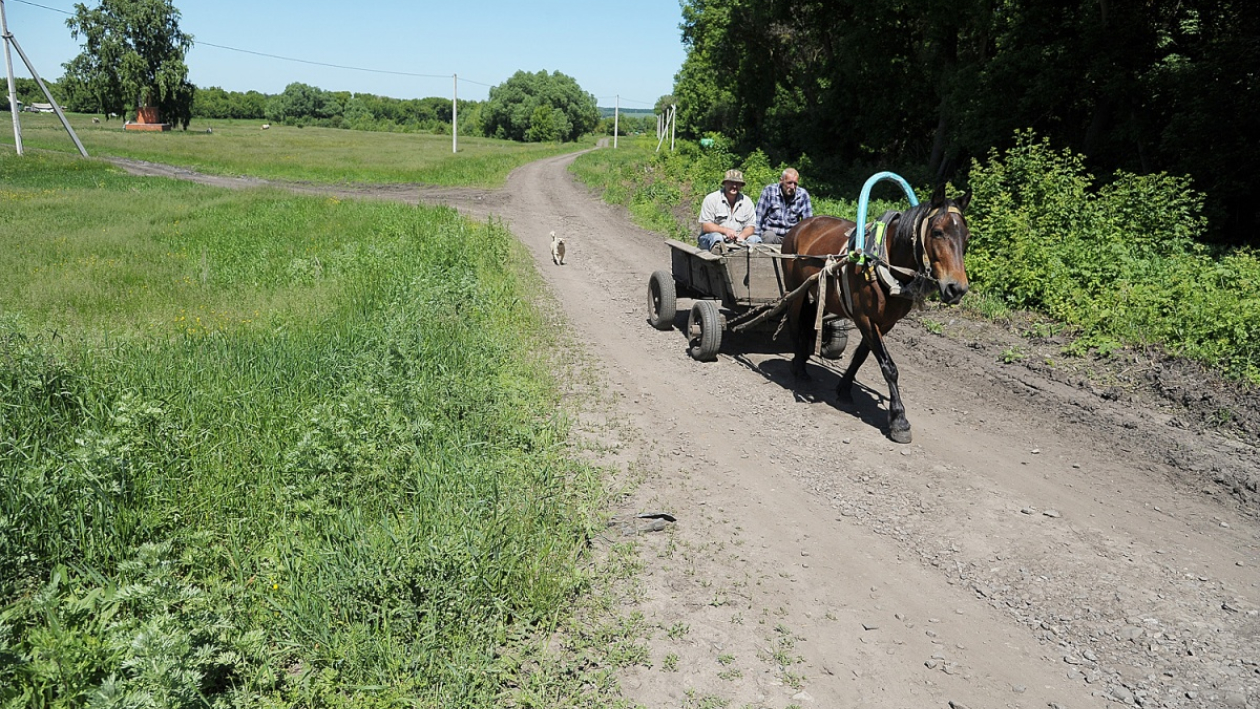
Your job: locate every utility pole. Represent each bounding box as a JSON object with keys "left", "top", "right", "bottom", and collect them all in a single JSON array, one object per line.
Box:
[
  {"left": 655, "top": 105, "right": 668, "bottom": 152},
  {"left": 656, "top": 104, "right": 677, "bottom": 153},
  {"left": 613, "top": 95, "right": 618, "bottom": 149},
  {"left": 2, "top": 0, "right": 24, "bottom": 154},
  {"left": 452, "top": 73, "right": 457, "bottom": 154},
  {"left": 670, "top": 103, "right": 676, "bottom": 152},
  {"left": 1, "top": 0, "right": 87, "bottom": 157}
]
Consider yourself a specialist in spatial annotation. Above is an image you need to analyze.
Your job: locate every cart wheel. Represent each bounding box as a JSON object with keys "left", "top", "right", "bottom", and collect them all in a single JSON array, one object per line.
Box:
[
  {"left": 820, "top": 320, "right": 850, "bottom": 360},
  {"left": 688, "top": 300, "right": 722, "bottom": 361},
  {"left": 647, "top": 270, "right": 676, "bottom": 330}
]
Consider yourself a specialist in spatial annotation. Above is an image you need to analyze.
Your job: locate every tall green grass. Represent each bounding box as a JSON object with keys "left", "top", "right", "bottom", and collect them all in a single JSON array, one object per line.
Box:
[
  {"left": 3, "top": 113, "right": 585, "bottom": 186},
  {"left": 1, "top": 152, "right": 607, "bottom": 707}
]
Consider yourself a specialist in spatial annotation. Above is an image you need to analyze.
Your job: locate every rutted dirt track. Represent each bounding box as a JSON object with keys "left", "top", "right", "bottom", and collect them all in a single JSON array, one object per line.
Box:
[{"left": 115, "top": 153, "right": 1259, "bottom": 709}]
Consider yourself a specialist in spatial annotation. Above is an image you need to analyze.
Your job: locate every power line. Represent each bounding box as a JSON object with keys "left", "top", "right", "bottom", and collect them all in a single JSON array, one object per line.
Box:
[
  {"left": 9, "top": 0, "right": 638, "bottom": 98},
  {"left": 10, "top": 0, "right": 496, "bottom": 87},
  {"left": 597, "top": 95, "right": 657, "bottom": 107},
  {"left": 196, "top": 41, "right": 451, "bottom": 80},
  {"left": 10, "top": 0, "right": 68, "bottom": 15}
]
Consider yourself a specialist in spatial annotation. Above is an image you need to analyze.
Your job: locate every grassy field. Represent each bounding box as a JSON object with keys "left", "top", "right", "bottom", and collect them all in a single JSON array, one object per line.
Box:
[
  {"left": 2, "top": 112, "right": 585, "bottom": 186},
  {"left": 0, "top": 145, "right": 635, "bottom": 707}
]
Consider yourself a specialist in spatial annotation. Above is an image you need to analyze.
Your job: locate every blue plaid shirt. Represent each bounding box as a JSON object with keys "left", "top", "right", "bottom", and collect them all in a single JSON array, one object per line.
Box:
[{"left": 755, "top": 183, "right": 813, "bottom": 240}]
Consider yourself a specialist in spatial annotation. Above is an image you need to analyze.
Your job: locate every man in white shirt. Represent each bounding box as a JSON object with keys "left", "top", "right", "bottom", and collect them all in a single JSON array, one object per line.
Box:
[{"left": 698, "top": 169, "right": 759, "bottom": 251}]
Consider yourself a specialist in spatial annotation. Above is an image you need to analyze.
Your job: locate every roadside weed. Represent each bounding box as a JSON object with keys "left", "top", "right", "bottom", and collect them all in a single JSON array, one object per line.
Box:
[
  {"left": 667, "top": 622, "right": 690, "bottom": 640},
  {"left": 683, "top": 690, "right": 731, "bottom": 709}
]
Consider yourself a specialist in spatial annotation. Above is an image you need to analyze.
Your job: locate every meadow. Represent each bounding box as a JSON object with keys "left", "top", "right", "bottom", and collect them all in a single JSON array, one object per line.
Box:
[
  {"left": 2, "top": 112, "right": 584, "bottom": 186},
  {"left": 0, "top": 140, "right": 634, "bottom": 707}
]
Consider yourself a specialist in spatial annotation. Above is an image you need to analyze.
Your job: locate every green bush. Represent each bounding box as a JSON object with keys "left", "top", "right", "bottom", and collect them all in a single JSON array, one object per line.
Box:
[{"left": 968, "top": 130, "right": 1260, "bottom": 383}]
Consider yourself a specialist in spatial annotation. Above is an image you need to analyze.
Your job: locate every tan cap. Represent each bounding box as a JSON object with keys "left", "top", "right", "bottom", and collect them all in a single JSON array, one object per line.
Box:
[{"left": 723, "top": 169, "right": 745, "bottom": 185}]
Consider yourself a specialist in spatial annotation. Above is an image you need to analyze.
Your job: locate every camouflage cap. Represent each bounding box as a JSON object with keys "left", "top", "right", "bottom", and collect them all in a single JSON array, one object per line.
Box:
[{"left": 723, "top": 169, "right": 745, "bottom": 185}]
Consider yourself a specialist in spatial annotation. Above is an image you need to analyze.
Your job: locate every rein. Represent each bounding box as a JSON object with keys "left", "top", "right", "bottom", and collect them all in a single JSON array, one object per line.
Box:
[
  {"left": 794, "top": 202, "right": 964, "bottom": 354},
  {"left": 813, "top": 203, "right": 961, "bottom": 293}
]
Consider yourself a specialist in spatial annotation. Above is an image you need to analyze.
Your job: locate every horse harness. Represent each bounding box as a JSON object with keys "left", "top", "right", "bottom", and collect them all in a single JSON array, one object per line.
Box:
[{"left": 808, "top": 205, "right": 961, "bottom": 354}]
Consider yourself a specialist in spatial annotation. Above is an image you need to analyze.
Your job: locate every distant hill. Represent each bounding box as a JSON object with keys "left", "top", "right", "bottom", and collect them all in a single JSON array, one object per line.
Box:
[{"left": 599, "top": 107, "right": 655, "bottom": 118}]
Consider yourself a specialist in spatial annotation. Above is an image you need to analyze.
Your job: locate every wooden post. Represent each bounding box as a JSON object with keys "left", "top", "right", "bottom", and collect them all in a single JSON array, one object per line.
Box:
[
  {"left": 613, "top": 95, "right": 618, "bottom": 149},
  {"left": 452, "top": 74, "right": 457, "bottom": 154}
]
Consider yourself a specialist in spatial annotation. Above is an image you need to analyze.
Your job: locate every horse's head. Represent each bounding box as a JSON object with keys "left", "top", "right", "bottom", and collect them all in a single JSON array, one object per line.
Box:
[{"left": 915, "top": 184, "right": 971, "bottom": 305}]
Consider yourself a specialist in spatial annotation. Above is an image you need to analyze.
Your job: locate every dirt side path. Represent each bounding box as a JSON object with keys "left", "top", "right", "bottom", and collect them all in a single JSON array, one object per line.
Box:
[{"left": 115, "top": 153, "right": 1259, "bottom": 709}]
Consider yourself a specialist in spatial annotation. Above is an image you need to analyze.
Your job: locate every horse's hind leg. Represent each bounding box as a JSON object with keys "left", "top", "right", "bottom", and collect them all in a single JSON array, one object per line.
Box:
[
  {"left": 788, "top": 294, "right": 815, "bottom": 380},
  {"left": 836, "top": 339, "right": 870, "bottom": 404}
]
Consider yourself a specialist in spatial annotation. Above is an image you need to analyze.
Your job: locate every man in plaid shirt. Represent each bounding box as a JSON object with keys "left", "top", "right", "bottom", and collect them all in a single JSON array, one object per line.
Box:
[{"left": 754, "top": 168, "right": 813, "bottom": 244}]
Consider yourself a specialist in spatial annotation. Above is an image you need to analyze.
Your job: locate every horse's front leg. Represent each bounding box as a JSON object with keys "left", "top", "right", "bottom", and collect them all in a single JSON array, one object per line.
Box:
[{"left": 867, "top": 332, "right": 911, "bottom": 444}]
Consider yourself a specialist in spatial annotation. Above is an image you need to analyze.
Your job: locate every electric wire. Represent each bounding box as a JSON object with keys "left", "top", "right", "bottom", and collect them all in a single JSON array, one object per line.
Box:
[{"left": 8, "top": 0, "right": 497, "bottom": 89}]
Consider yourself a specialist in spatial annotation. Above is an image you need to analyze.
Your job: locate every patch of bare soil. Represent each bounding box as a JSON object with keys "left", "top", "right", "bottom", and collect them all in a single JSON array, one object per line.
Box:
[
  {"left": 108, "top": 157, "right": 510, "bottom": 218},
  {"left": 120, "top": 152, "right": 1259, "bottom": 709}
]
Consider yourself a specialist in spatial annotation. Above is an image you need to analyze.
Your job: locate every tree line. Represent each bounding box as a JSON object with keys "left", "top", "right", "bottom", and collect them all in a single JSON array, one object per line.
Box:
[
  {"left": 674, "top": 0, "right": 1259, "bottom": 246},
  {"left": 9, "top": 73, "right": 656, "bottom": 140},
  {"left": 9, "top": 70, "right": 654, "bottom": 142}
]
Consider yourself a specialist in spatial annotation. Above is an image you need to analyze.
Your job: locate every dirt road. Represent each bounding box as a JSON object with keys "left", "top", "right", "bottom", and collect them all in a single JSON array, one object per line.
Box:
[{"left": 115, "top": 152, "right": 1259, "bottom": 708}]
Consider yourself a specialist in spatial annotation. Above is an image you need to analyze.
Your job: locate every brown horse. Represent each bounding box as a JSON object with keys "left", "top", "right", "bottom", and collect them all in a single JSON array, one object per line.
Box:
[{"left": 781, "top": 185, "right": 971, "bottom": 443}]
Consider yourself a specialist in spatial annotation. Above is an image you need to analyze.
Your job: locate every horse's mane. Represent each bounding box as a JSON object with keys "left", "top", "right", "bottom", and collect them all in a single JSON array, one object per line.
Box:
[{"left": 889, "top": 199, "right": 933, "bottom": 247}]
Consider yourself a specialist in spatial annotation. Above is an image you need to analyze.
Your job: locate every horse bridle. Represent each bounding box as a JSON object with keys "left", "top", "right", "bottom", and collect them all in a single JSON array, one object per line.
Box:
[
  {"left": 810, "top": 203, "right": 965, "bottom": 343},
  {"left": 912, "top": 204, "right": 964, "bottom": 280}
]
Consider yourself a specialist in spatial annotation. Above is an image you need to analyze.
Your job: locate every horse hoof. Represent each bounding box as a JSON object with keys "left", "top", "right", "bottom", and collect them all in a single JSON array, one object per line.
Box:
[{"left": 888, "top": 426, "right": 912, "bottom": 444}]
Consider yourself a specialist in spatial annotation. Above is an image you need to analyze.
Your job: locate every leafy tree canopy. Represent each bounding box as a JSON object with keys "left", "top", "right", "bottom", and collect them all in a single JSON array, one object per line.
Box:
[
  {"left": 482, "top": 70, "right": 599, "bottom": 142},
  {"left": 265, "top": 82, "right": 343, "bottom": 123},
  {"left": 192, "top": 86, "right": 267, "bottom": 119},
  {"left": 63, "top": 0, "right": 195, "bottom": 128},
  {"left": 674, "top": 0, "right": 1260, "bottom": 245}
]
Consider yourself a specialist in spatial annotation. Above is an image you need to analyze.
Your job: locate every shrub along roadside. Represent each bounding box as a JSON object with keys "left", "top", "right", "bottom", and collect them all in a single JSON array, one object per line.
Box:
[
  {"left": 966, "top": 131, "right": 1260, "bottom": 384},
  {"left": 572, "top": 133, "right": 1260, "bottom": 385},
  {"left": 0, "top": 153, "right": 616, "bottom": 708}
]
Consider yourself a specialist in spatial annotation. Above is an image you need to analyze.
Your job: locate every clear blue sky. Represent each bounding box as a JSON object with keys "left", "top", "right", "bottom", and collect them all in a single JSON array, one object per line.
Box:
[{"left": 3, "top": 0, "right": 687, "bottom": 109}]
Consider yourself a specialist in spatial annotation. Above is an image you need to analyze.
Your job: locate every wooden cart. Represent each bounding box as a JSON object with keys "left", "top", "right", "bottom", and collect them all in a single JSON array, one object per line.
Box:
[{"left": 646, "top": 239, "right": 848, "bottom": 361}]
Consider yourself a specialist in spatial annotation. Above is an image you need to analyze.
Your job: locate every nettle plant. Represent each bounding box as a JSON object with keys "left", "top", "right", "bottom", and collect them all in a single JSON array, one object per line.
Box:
[
  {"left": 4, "top": 543, "right": 262, "bottom": 709},
  {"left": 967, "top": 130, "right": 1201, "bottom": 320},
  {"left": 965, "top": 130, "right": 1260, "bottom": 383}
]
